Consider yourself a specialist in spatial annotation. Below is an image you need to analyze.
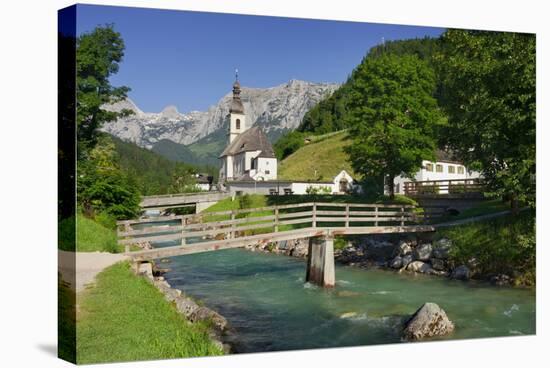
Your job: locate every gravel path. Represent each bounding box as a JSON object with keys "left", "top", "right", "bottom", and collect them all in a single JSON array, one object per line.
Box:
[{"left": 58, "top": 251, "right": 129, "bottom": 292}]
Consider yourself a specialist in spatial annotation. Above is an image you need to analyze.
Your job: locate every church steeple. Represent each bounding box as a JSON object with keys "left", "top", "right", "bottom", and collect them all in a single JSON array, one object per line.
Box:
[
  {"left": 228, "top": 69, "right": 246, "bottom": 143},
  {"left": 229, "top": 69, "right": 244, "bottom": 114}
]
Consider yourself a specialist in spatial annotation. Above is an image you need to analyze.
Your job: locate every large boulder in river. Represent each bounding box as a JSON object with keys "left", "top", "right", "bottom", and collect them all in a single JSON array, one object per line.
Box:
[
  {"left": 390, "top": 256, "right": 403, "bottom": 269},
  {"left": 407, "top": 261, "right": 434, "bottom": 274},
  {"left": 431, "top": 258, "right": 447, "bottom": 271},
  {"left": 414, "top": 243, "right": 433, "bottom": 261},
  {"left": 401, "top": 254, "right": 414, "bottom": 268},
  {"left": 394, "top": 240, "right": 413, "bottom": 257},
  {"left": 450, "top": 265, "right": 471, "bottom": 280},
  {"left": 403, "top": 302, "right": 455, "bottom": 340}
]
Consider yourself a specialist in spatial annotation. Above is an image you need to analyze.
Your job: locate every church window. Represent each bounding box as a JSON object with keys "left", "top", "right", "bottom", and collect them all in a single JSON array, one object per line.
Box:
[
  {"left": 448, "top": 165, "right": 456, "bottom": 174},
  {"left": 436, "top": 164, "right": 443, "bottom": 173},
  {"left": 236, "top": 119, "right": 241, "bottom": 130},
  {"left": 457, "top": 166, "right": 465, "bottom": 174}
]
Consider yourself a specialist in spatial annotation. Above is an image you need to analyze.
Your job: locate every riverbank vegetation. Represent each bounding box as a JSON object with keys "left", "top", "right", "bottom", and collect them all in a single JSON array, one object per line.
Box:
[
  {"left": 437, "top": 210, "right": 535, "bottom": 286},
  {"left": 76, "top": 262, "right": 223, "bottom": 364}
]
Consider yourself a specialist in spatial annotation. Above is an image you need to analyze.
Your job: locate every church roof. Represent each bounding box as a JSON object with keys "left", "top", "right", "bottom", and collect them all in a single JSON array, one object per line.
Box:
[
  {"left": 229, "top": 79, "right": 245, "bottom": 114},
  {"left": 219, "top": 126, "right": 276, "bottom": 158},
  {"left": 229, "top": 98, "right": 245, "bottom": 114}
]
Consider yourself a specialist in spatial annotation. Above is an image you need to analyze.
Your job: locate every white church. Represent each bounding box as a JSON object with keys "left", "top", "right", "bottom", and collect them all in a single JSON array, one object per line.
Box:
[{"left": 218, "top": 76, "right": 358, "bottom": 196}]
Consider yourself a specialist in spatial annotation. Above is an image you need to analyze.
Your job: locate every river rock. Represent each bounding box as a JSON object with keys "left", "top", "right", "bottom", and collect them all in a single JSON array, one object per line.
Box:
[
  {"left": 407, "top": 261, "right": 434, "bottom": 274},
  {"left": 190, "top": 307, "right": 228, "bottom": 332},
  {"left": 490, "top": 274, "right": 512, "bottom": 286},
  {"left": 175, "top": 297, "right": 200, "bottom": 317},
  {"left": 394, "top": 240, "right": 413, "bottom": 257},
  {"left": 401, "top": 254, "right": 414, "bottom": 268},
  {"left": 414, "top": 243, "right": 433, "bottom": 261},
  {"left": 390, "top": 256, "right": 403, "bottom": 269},
  {"left": 451, "top": 265, "right": 471, "bottom": 280},
  {"left": 403, "top": 302, "right": 455, "bottom": 340},
  {"left": 431, "top": 258, "right": 446, "bottom": 271},
  {"left": 432, "top": 239, "right": 452, "bottom": 259}
]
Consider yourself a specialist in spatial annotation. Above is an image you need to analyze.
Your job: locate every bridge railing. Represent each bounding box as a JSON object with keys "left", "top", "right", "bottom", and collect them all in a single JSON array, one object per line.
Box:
[
  {"left": 116, "top": 202, "right": 420, "bottom": 253},
  {"left": 403, "top": 178, "right": 484, "bottom": 196}
]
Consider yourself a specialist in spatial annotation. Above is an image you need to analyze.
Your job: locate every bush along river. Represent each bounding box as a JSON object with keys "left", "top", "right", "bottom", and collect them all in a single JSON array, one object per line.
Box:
[{"left": 153, "top": 238, "right": 535, "bottom": 353}]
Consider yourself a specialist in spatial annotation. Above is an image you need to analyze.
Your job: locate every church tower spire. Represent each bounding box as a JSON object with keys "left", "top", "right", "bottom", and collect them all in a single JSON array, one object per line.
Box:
[{"left": 228, "top": 69, "right": 246, "bottom": 143}]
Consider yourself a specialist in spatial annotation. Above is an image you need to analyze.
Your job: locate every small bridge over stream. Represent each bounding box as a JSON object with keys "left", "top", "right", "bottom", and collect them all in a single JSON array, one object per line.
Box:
[
  {"left": 140, "top": 191, "right": 230, "bottom": 212},
  {"left": 118, "top": 202, "right": 434, "bottom": 287}
]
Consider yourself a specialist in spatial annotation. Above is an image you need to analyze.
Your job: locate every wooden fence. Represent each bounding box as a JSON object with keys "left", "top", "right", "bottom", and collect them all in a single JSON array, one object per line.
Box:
[
  {"left": 117, "top": 202, "right": 420, "bottom": 253},
  {"left": 403, "top": 179, "right": 484, "bottom": 196}
]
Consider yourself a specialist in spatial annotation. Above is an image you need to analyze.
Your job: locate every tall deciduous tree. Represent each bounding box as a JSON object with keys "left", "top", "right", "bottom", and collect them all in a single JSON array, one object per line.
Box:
[
  {"left": 76, "top": 25, "right": 140, "bottom": 219},
  {"left": 437, "top": 30, "right": 536, "bottom": 210},
  {"left": 345, "top": 54, "right": 441, "bottom": 198},
  {"left": 76, "top": 24, "right": 132, "bottom": 152}
]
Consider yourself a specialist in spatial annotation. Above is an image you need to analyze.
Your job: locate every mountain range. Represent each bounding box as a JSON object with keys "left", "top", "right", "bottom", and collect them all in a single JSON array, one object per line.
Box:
[{"left": 101, "top": 79, "right": 339, "bottom": 165}]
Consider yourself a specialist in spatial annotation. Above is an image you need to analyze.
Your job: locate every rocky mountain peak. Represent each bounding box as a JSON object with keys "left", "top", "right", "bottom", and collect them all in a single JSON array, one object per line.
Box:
[
  {"left": 160, "top": 105, "right": 182, "bottom": 120},
  {"left": 102, "top": 80, "right": 340, "bottom": 149}
]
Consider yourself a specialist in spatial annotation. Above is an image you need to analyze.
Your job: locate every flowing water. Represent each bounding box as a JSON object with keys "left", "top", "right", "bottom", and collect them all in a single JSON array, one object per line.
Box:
[{"left": 155, "top": 244, "right": 535, "bottom": 353}]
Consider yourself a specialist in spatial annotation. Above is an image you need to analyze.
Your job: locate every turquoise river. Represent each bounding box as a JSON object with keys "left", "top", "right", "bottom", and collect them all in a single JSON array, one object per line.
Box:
[{"left": 158, "top": 247, "right": 536, "bottom": 353}]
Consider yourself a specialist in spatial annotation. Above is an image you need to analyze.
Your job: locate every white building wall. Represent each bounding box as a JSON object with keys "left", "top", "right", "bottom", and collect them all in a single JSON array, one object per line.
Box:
[
  {"left": 291, "top": 182, "right": 335, "bottom": 195},
  {"left": 333, "top": 170, "right": 355, "bottom": 193},
  {"left": 393, "top": 160, "right": 482, "bottom": 194},
  {"left": 253, "top": 157, "right": 277, "bottom": 181},
  {"left": 229, "top": 112, "right": 246, "bottom": 143},
  {"left": 227, "top": 181, "right": 292, "bottom": 196}
]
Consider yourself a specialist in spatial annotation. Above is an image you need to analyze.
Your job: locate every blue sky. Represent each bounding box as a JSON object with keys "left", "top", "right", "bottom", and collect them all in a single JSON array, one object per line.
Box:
[{"left": 76, "top": 4, "right": 444, "bottom": 113}]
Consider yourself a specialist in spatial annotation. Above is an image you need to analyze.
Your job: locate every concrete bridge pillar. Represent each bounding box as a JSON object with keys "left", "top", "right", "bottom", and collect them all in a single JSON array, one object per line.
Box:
[{"left": 306, "top": 235, "right": 335, "bottom": 288}]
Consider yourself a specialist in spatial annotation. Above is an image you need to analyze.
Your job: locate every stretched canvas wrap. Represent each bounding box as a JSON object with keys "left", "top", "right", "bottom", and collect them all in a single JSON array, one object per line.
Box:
[{"left": 58, "top": 3, "right": 536, "bottom": 365}]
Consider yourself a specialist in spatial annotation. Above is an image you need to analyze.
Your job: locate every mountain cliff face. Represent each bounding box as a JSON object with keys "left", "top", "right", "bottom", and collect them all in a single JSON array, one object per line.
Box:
[{"left": 101, "top": 80, "right": 339, "bottom": 149}]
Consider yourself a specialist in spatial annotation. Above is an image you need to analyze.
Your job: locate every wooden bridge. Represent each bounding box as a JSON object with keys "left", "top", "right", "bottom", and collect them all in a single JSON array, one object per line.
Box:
[
  {"left": 118, "top": 201, "right": 434, "bottom": 287},
  {"left": 140, "top": 191, "right": 229, "bottom": 211}
]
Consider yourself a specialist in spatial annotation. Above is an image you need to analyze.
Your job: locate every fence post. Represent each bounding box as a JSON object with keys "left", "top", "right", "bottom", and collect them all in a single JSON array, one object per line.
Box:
[
  {"left": 123, "top": 223, "right": 131, "bottom": 253},
  {"left": 345, "top": 204, "right": 349, "bottom": 227},
  {"left": 400, "top": 207, "right": 405, "bottom": 226},
  {"left": 274, "top": 206, "right": 279, "bottom": 233},
  {"left": 181, "top": 217, "right": 186, "bottom": 246},
  {"left": 374, "top": 206, "right": 378, "bottom": 227},
  {"left": 312, "top": 203, "right": 317, "bottom": 228},
  {"left": 230, "top": 210, "right": 236, "bottom": 239}
]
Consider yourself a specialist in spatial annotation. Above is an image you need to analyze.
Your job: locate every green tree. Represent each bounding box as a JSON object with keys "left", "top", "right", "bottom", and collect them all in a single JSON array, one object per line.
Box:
[
  {"left": 76, "top": 25, "right": 141, "bottom": 219},
  {"left": 344, "top": 54, "right": 441, "bottom": 198},
  {"left": 76, "top": 25, "right": 132, "bottom": 151},
  {"left": 436, "top": 30, "right": 536, "bottom": 211}
]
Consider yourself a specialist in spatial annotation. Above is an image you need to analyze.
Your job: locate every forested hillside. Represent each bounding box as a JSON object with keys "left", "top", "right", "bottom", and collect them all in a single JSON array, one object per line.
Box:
[
  {"left": 274, "top": 37, "right": 442, "bottom": 160},
  {"left": 112, "top": 136, "right": 215, "bottom": 196}
]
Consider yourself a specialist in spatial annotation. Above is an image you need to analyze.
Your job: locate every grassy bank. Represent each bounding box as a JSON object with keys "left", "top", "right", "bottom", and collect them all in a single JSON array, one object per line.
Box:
[
  {"left": 76, "top": 262, "right": 222, "bottom": 364},
  {"left": 429, "top": 198, "right": 511, "bottom": 224},
  {"left": 436, "top": 209, "right": 535, "bottom": 286},
  {"left": 278, "top": 131, "right": 356, "bottom": 181},
  {"left": 75, "top": 214, "right": 120, "bottom": 252}
]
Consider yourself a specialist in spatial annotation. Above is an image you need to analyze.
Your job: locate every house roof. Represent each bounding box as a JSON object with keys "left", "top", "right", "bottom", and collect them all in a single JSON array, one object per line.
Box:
[
  {"left": 434, "top": 149, "right": 462, "bottom": 164},
  {"left": 219, "top": 126, "right": 276, "bottom": 158}
]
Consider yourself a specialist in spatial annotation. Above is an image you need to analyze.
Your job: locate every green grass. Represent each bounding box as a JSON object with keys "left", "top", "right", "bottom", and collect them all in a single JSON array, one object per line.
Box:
[
  {"left": 75, "top": 214, "right": 121, "bottom": 253},
  {"left": 278, "top": 131, "right": 357, "bottom": 181},
  {"left": 76, "top": 262, "right": 223, "bottom": 364},
  {"left": 436, "top": 209, "right": 535, "bottom": 286},
  {"left": 429, "top": 199, "right": 511, "bottom": 224}
]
